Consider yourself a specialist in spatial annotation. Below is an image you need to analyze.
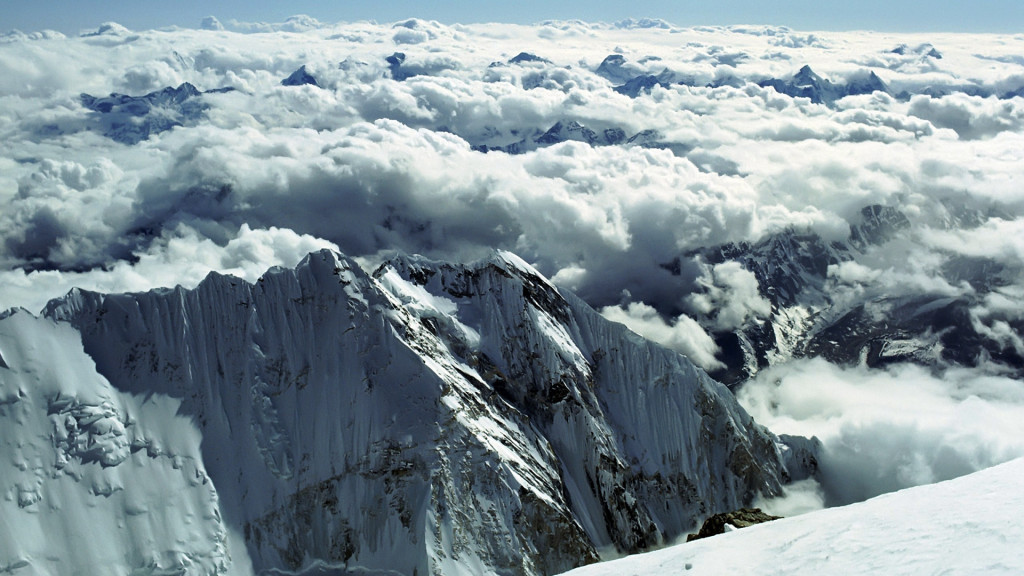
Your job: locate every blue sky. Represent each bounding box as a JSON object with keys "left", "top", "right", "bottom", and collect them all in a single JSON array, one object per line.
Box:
[{"left": 4, "top": 0, "right": 1023, "bottom": 34}]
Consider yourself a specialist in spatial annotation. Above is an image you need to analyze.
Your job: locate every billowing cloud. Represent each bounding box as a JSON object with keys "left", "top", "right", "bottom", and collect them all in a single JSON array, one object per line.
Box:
[
  {"left": 908, "top": 93, "right": 1024, "bottom": 139},
  {"left": 600, "top": 302, "right": 723, "bottom": 371},
  {"left": 739, "top": 359, "right": 1024, "bottom": 507},
  {"left": 0, "top": 224, "right": 339, "bottom": 313},
  {"left": 1, "top": 19, "right": 1021, "bottom": 331}
]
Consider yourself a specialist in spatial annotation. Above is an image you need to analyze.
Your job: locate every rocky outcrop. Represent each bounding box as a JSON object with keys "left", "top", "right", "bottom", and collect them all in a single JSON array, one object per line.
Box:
[
  {"left": 280, "top": 65, "right": 319, "bottom": 87},
  {"left": 686, "top": 508, "right": 783, "bottom": 542},
  {"left": 758, "top": 65, "right": 890, "bottom": 106},
  {"left": 79, "top": 82, "right": 234, "bottom": 144}
]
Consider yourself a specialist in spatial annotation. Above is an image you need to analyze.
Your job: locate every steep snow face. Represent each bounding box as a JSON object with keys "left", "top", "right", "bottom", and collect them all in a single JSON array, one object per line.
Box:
[
  {"left": 559, "top": 456, "right": 1024, "bottom": 576},
  {"left": 0, "top": 311, "right": 229, "bottom": 576},
  {"left": 46, "top": 250, "right": 563, "bottom": 576},
  {"left": 377, "top": 252, "right": 807, "bottom": 553},
  {"left": 35, "top": 249, "right": 808, "bottom": 576}
]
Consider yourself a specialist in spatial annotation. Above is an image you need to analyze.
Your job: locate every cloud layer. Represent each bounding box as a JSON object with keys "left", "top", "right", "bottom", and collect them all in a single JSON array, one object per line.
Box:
[
  {"left": 2, "top": 22, "right": 1023, "bottom": 308},
  {"left": 2, "top": 18, "right": 1023, "bottom": 508},
  {"left": 740, "top": 359, "right": 1024, "bottom": 507}
]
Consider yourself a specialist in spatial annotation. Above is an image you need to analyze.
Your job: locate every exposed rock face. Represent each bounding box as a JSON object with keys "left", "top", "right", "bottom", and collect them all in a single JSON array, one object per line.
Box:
[
  {"left": 471, "top": 120, "right": 649, "bottom": 154},
  {"left": 595, "top": 54, "right": 636, "bottom": 84},
  {"left": 614, "top": 74, "right": 673, "bottom": 97},
  {"left": 686, "top": 508, "right": 783, "bottom": 542},
  {"left": 79, "top": 82, "right": 209, "bottom": 144},
  {"left": 672, "top": 204, "right": 1024, "bottom": 386},
  {"left": 29, "top": 248, "right": 809, "bottom": 575},
  {"left": 508, "top": 52, "right": 551, "bottom": 65},
  {"left": 534, "top": 120, "right": 626, "bottom": 146}
]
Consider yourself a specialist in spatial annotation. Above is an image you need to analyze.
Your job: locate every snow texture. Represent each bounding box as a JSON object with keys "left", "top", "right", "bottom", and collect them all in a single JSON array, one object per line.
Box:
[{"left": 560, "top": 456, "right": 1024, "bottom": 576}]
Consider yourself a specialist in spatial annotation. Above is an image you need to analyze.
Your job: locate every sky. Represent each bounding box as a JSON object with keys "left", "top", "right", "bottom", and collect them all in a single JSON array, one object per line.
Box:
[{"left": 3, "top": 0, "right": 1023, "bottom": 34}]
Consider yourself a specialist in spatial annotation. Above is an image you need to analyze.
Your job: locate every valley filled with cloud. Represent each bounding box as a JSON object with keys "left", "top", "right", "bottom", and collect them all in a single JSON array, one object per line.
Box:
[{"left": 2, "top": 16, "right": 1023, "bottom": 511}]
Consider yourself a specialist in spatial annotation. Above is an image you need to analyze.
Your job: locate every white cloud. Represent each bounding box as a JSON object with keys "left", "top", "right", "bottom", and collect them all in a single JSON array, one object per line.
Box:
[
  {"left": 739, "top": 359, "right": 1024, "bottom": 506},
  {"left": 908, "top": 93, "right": 1024, "bottom": 140},
  {"left": 0, "top": 23, "right": 1019, "bottom": 312},
  {"left": 600, "top": 302, "right": 724, "bottom": 371},
  {"left": 0, "top": 224, "right": 339, "bottom": 313},
  {"left": 2, "top": 24, "right": 1024, "bottom": 517},
  {"left": 921, "top": 218, "right": 1024, "bottom": 262}
]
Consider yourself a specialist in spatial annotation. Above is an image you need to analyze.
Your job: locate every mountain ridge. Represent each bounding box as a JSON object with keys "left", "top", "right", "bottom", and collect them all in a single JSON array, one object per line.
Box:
[{"left": 0, "top": 248, "right": 815, "bottom": 575}]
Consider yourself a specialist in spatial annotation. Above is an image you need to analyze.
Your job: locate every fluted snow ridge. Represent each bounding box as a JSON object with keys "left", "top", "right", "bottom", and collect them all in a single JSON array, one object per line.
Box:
[{"left": 36, "top": 248, "right": 810, "bottom": 576}]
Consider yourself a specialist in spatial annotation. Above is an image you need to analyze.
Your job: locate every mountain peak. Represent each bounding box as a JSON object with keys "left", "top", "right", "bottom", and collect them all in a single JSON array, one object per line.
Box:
[
  {"left": 509, "top": 52, "right": 550, "bottom": 65},
  {"left": 793, "top": 65, "right": 825, "bottom": 86},
  {"left": 24, "top": 249, "right": 807, "bottom": 575},
  {"left": 490, "top": 249, "right": 544, "bottom": 278},
  {"left": 281, "top": 64, "right": 319, "bottom": 87}
]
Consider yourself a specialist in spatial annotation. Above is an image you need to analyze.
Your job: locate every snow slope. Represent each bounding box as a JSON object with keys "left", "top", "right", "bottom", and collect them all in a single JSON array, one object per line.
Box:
[
  {"left": 0, "top": 311, "right": 229, "bottom": 576},
  {"left": 559, "top": 456, "right": 1024, "bottom": 576}
]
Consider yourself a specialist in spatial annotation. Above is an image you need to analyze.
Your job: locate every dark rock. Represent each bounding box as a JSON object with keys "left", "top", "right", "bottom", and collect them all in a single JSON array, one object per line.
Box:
[
  {"left": 614, "top": 74, "right": 667, "bottom": 97},
  {"left": 79, "top": 82, "right": 209, "bottom": 144},
  {"left": 759, "top": 65, "right": 841, "bottom": 105},
  {"left": 281, "top": 65, "right": 319, "bottom": 87},
  {"left": 758, "top": 65, "right": 889, "bottom": 106},
  {"left": 536, "top": 120, "right": 598, "bottom": 145},
  {"left": 849, "top": 204, "right": 910, "bottom": 249},
  {"left": 595, "top": 54, "right": 630, "bottom": 83},
  {"left": 534, "top": 120, "right": 626, "bottom": 147},
  {"left": 385, "top": 52, "right": 411, "bottom": 81},
  {"left": 846, "top": 71, "right": 888, "bottom": 97},
  {"left": 509, "top": 52, "right": 550, "bottom": 64},
  {"left": 890, "top": 43, "right": 942, "bottom": 59},
  {"left": 686, "top": 508, "right": 782, "bottom": 542},
  {"left": 384, "top": 52, "right": 457, "bottom": 81}
]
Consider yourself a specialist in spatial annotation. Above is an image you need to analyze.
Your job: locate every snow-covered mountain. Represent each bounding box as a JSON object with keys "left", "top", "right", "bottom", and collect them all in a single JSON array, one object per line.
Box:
[
  {"left": 1, "top": 249, "right": 813, "bottom": 575},
  {"left": 469, "top": 119, "right": 636, "bottom": 155},
  {"left": 671, "top": 204, "right": 1024, "bottom": 386},
  {"left": 756, "top": 65, "right": 889, "bottom": 106},
  {"left": 559, "top": 456, "right": 1024, "bottom": 576},
  {"left": 79, "top": 82, "right": 235, "bottom": 144},
  {"left": 3, "top": 20, "right": 1023, "bottom": 576}
]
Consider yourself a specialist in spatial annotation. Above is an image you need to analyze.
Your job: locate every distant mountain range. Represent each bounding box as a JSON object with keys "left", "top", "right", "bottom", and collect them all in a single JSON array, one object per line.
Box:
[
  {"left": 669, "top": 203, "right": 1024, "bottom": 385},
  {"left": 74, "top": 53, "right": 1024, "bottom": 147}
]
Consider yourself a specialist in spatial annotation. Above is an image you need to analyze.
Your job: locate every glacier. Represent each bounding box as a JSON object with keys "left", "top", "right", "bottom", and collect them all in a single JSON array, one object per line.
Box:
[{"left": 1, "top": 249, "right": 814, "bottom": 575}]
